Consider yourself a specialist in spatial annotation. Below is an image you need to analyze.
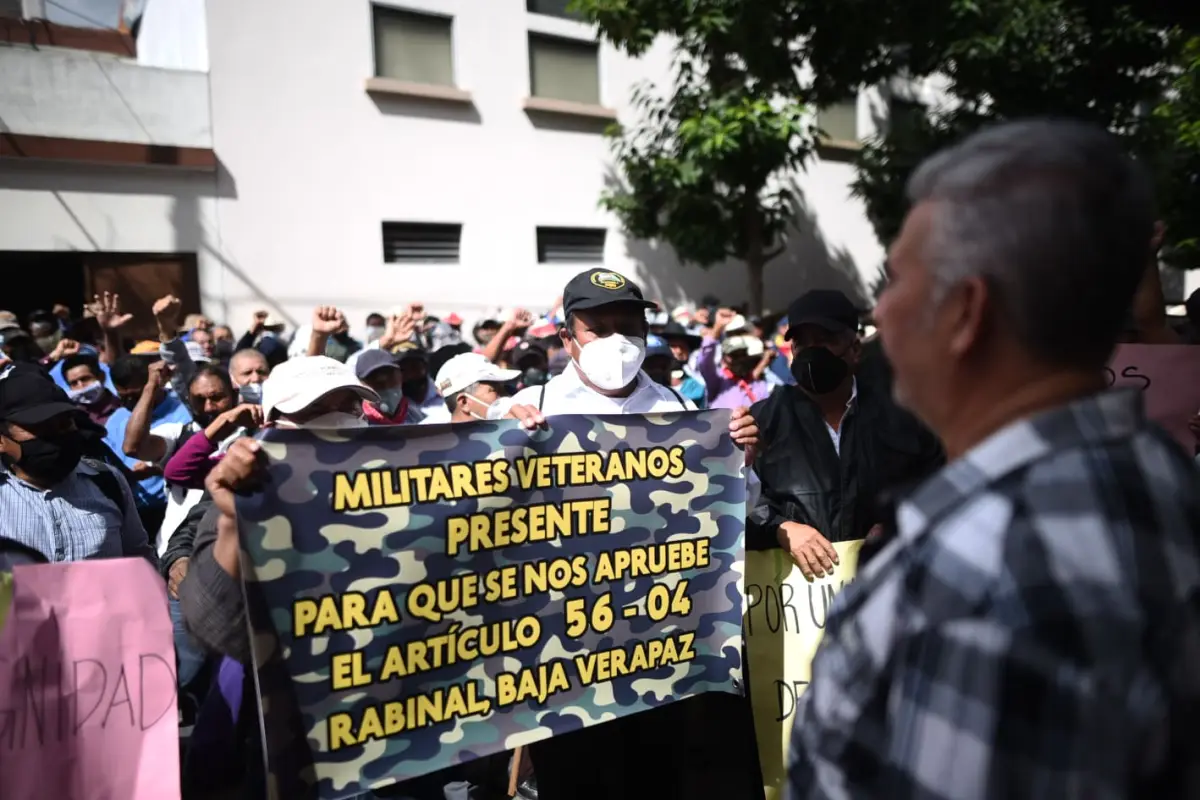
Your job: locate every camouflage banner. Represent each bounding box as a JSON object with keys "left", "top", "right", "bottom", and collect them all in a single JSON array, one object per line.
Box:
[{"left": 237, "top": 411, "right": 746, "bottom": 800}]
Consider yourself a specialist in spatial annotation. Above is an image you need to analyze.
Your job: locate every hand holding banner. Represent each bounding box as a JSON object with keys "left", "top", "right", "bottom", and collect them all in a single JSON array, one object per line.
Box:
[{"left": 238, "top": 411, "right": 747, "bottom": 800}]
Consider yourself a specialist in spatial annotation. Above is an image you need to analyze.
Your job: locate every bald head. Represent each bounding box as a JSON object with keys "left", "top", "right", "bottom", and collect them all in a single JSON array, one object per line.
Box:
[{"left": 229, "top": 348, "right": 269, "bottom": 387}]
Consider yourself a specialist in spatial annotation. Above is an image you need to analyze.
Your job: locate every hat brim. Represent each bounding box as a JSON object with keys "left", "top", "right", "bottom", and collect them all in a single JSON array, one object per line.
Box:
[
  {"left": 442, "top": 367, "right": 521, "bottom": 396},
  {"left": 271, "top": 379, "right": 380, "bottom": 417},
  {"left": 785, "top": 316, "right": 853, "bottom": 339},
  {"left": 5, "top": 401, "right": 81, "bottom": 427}
]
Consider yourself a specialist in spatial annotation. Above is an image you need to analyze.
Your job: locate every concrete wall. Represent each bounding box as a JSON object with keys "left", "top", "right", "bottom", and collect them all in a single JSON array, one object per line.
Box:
[
  {"left": 202, "top": 0, "right": 888, "bottom": 331},
  {"left": 0, "top": 45, "right": 210, "bottom": 146},
  {"left": 0, "top": 38, "right": 227, "bottom": 316}
]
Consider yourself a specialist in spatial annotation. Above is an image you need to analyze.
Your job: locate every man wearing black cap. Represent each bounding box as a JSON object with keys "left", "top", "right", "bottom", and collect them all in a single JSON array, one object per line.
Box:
[
  {"left": 505, "top": 269, "right": 763, "bottom": 800},
  {"left": 747, "top": 289, "right": 942, "bottom": 577},
  {"left": 0, "top": 363, "right": 156, "bottom": 564},
  {"left": 392, "top": 341, "right": 450, "bottom": 423},
  {"left": 659, "top": 320, "right": 706, "bottom": 407}
]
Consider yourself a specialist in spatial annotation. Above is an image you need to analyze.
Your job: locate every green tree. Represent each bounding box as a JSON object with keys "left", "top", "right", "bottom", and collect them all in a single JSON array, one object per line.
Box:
[
  {"left": 576, "top": 0, "right": 929, "bottom": 312},
  {"left": 573, "top": 0, "right": 808, "bottom": 313},
  {"left": 1151, "top": 34, "right": 1200, "bottom": 269},
  {"left": 849, "top": 1, "right": 1188, "bottom": 258}
]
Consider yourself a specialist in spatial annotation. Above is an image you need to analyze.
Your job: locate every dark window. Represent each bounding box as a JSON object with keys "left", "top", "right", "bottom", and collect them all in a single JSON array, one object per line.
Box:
[
  {"left": 526, "top": 0, "right": 582, "bottom": 21},
  {"left": 537, "top": 227, "right": 606, "bottom": 263},
  {"left": 372, "top": 5, "right": 455, "bottom": 85},
  {"left": 382, "top": 222, "right": 462, "bottom": 263},
  {"left": 529, "top": 34, "right": 600, "bottom": 105}
]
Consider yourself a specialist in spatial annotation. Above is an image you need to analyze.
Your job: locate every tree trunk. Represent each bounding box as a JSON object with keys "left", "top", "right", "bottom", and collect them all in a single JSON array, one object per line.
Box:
[{"left": 746, "top": 250, "right": 766, "bottom": 316}]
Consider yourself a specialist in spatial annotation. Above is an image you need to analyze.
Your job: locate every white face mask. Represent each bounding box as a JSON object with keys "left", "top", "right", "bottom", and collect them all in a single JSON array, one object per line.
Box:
[
  {"left": 275, "top": 412, "right": 368, "bottom": 430},
  {"left": 68, "top": 382, "right": 105, "bottom": 406},
  {"left": 463, "top": 393, "right": 504, "bottom": 421},
  {"left": 574, "top": 334, "right": 646, "bottom": 391}
]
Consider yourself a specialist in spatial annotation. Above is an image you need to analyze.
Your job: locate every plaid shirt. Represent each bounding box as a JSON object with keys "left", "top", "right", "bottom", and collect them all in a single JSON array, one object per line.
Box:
[{"left": 789, "top": 388, "right": 1200, "bottom": 799}]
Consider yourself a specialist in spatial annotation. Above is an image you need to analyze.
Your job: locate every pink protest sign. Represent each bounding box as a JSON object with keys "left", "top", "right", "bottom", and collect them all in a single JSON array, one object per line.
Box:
[
  {"left": 0, "top": 558, "right": 180, "bottom": 800},
  {"left": 1108, "top": 344, "right": 1200, "bottom": 452}
]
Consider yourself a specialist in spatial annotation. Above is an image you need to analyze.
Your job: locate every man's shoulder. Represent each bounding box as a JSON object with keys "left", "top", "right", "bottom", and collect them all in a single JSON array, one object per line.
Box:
[
  {"left": 642, "top": 379, "right": 693, "bottom": 410},
  {"left": 918, "top": 429, "right": 1200, "bottom": 601},
  {"left": 511, "top": 380, "right": 558, "bottom": 408},
  {"left": 749, "top": 383, "right": 792, "bottom": 422},
  {"left": 104, "top": 406, "right": 131, "bottom": 431},
  {"left": 151, "top": 420, "right": 190, "bottom": 439}
]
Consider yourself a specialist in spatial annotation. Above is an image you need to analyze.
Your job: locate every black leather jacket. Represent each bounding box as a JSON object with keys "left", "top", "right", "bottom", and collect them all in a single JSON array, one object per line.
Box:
[{"left": 747, "top": 364, "right": 944, "bottom": 549}]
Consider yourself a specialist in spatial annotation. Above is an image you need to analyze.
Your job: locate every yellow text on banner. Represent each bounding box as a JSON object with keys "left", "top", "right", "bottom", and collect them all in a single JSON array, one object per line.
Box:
[{"left": 744, "top": 540, "right": 864, "bottom": 800}]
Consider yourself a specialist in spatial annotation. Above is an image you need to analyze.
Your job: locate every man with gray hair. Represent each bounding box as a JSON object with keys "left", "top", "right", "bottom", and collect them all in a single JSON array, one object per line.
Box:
[{"left": 789, "top": 119, "right": 1200, "bottom": 798}]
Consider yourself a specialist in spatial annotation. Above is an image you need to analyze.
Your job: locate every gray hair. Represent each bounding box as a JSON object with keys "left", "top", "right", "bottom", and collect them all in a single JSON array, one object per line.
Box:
[{"left": 907, "top": 119, "right": 1154, "bottom": 368}]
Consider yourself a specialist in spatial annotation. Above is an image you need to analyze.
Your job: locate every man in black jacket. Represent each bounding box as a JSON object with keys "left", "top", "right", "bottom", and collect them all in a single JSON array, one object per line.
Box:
[{"left": 748, "top": 290, "right": 943, "bottom": 577}]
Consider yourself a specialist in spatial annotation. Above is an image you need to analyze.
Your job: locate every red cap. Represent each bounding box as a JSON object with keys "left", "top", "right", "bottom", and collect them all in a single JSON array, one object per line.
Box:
[{"left": 445, "top": 313, "right": 463, "bottom": 326}]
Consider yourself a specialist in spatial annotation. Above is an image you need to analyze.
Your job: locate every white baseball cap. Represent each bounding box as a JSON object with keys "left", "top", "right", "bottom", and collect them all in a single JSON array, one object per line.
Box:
[
  {"left": 724, "top": 314, "right": 750, "bottom": 334},
  {"left": 435, "top": 353, "right": 520, "bottom": 397},
  {"left": 722, "top": 335, "right": 765, "bottom": 358},
  {"left": 262, "top": 355, "right": 378, "bottom": 419}
]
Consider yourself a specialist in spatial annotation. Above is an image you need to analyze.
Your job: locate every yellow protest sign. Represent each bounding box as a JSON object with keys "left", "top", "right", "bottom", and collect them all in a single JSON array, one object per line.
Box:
[
  {"left": 0, "top": 572, "right": 12, "bottom": 634},
  {"left": 744, "top": 540, "right": 864, "bottom": 800}
]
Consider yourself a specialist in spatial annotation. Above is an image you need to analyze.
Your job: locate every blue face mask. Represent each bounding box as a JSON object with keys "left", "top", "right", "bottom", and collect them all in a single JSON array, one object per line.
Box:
[
  {"left": 238, "top": 383, "right": 263, "bottom": 405},
  {"left": 68, "top": 382, "right": 105, "bottom": 406}
]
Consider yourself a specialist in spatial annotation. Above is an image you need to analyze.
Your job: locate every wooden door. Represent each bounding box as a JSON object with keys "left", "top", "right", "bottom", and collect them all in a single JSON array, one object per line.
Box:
[{"left": 83, "top": 254, "right": 201, "bottom": 342}]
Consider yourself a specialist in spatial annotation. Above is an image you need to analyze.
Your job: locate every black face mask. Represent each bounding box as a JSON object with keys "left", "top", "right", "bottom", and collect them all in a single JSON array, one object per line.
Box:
[
  {"left": 791, "top": 346, "right": 849, "bottom": 395},
  {"left": 401, "top": 378, "right": 427, "bottom": 400},
  {"left": 8, "top": 430, "right": 84, "bottom": 484},
  {"left": 520, "top": 368, "right": 548, "bottom": 389},
  {"left": 214, "top": 340, "right": 234, "bottom": 360},
  {"left": 193, "top": 412, "right": 218, "bottom": 428}
]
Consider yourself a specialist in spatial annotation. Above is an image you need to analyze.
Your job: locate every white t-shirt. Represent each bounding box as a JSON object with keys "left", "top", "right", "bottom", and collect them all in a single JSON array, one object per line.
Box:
[
  {"left": 510, "top": 366, "right": 697, "bottom": 414},
  {"left": 151, "top": 421, "right": 206, "bottom": 558},
  {"left": 508, "top": 365, "right": 760, "bottom": 507}
]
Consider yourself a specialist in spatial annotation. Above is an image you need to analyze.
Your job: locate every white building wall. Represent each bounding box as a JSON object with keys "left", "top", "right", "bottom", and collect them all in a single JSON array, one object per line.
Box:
[
  {"left": 0, "top": 36, "right": 227, "bottom": 306},
  {"left": 202, "top": 0, "right": 887, "bottom": 330},
  {"left": 0, "top": 0, "right": 894, "bottom": 330}
]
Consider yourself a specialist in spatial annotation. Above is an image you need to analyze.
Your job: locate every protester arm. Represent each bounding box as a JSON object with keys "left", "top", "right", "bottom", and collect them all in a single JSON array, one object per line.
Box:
[
  {"left": 163, "top": 430, "right": 220, "bottom": 488},
  {"left": 162, "top": 496, "right": 209, "bottom": 579},
  {"left": 107, "top": 464, "right": 158, "bottom": 567},
  {"left": 159, "top": 337, "right": 196, "bottom": 402},
  {"left": 122, "top": 368, "right": 170, "bottom": 462},
  {"left": 745, "top": 476, "right": 790, "bottom": 551},
  {"left": 480, "top": 320, "right": 516, "bottom": 364},
  {"left": 695, "top": 337, "right": 725, "bottom": 399},
  {"left": 179, "top": 504, "right": 251, "bottom": 662},
  {"left": 1132, "top": 222, "right": 1180, "bottom": 343},
  {"left": 306, "top": 326, "right": 329, "bottom": 357}
]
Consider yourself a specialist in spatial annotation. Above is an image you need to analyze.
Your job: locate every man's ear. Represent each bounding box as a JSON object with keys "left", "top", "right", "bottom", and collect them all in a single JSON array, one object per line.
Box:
[
  {"left": 847, "top": 336, "right": 864, "bottom": 366},
  {"left": 0, "top": 427, "right": 18, "bottom": 461}
]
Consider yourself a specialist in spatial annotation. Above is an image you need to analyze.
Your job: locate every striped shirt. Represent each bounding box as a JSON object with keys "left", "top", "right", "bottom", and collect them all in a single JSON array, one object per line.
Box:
[{"left": 0, "top": 460, "right": 158, "bottom": 565}]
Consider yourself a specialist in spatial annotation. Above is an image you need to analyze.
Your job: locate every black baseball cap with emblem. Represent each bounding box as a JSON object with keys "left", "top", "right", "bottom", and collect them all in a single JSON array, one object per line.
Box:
[
  {"left": 563, "top": 269, "right": 657, "bottom": 317},
  {"left": 785, "top": 289, "right": 861, "bottom": 339},
  {"left": 0, "top": 362, "right": 81, "bottom": 426}
]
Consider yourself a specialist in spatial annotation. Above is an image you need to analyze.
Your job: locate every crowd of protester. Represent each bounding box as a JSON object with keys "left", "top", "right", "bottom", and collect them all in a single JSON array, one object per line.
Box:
[{"left": 2, "top": 118, "right": 1200, "bottom": 800}]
